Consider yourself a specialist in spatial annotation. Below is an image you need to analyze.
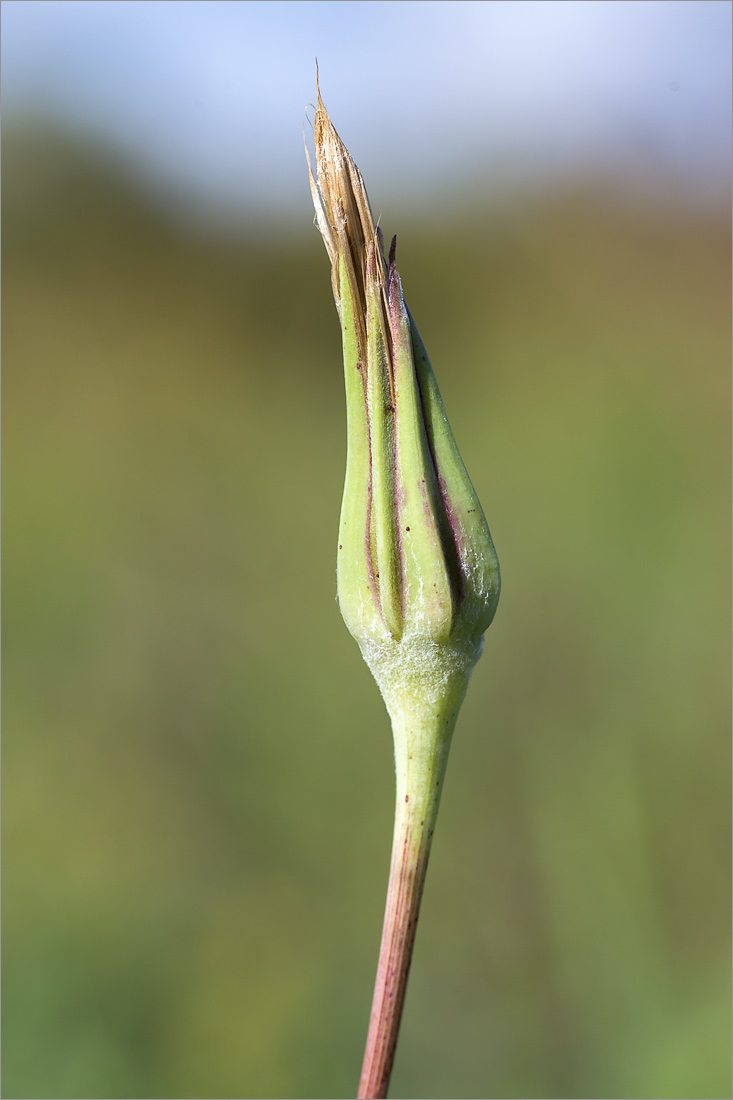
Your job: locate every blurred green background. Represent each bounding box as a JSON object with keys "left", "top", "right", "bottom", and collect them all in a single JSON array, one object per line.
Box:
[{"left": 3, "top": 121, "right": 730, "bottom": 1100}]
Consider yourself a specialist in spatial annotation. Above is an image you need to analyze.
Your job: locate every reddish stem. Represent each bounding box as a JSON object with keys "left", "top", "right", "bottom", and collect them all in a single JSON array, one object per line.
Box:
[
  {"left": 358, "top": 706, "right": 455, "bottom": 1100},
  {"left": 358, "top": 808, "right": 432, "bottom": 1099}
]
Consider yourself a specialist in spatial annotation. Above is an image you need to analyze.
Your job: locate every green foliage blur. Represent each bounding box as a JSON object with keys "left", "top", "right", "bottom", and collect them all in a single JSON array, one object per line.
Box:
[{"left": 3, "top": 125, "right": 730, "bottom": 1100}]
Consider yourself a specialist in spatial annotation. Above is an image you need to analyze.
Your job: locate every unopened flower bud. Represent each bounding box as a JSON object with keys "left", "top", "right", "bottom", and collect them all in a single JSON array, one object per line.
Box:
[{"left": 307, "top": 86, "right": 500, "bottom": 716}]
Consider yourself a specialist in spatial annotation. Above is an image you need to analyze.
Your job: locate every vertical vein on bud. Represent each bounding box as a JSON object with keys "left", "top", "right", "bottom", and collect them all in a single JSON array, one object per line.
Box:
[
  {"left": 366, "top": 241, "right": 402, "bottom": 638},
  {"left": 408, "top": 318, "right": 501, "bottom": 638},
  {"left": 388, "top": 258, "right": 455, "bottom": 641}
]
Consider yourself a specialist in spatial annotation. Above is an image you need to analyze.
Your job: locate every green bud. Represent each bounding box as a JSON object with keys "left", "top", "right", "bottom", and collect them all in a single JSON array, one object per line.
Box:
[{"left": 308, "top": 87, "right": 500, "bottom": 717}]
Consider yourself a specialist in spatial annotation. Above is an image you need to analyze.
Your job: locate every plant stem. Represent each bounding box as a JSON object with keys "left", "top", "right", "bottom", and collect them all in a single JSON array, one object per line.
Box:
[{"left": 358, "top": 707, "right": 456, "bottom": 1099}]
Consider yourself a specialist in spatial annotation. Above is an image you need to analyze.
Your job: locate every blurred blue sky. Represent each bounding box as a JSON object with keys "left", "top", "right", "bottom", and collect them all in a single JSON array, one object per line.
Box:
[{"left": 2, "top": 0, "right": 731, "bottom": 221}]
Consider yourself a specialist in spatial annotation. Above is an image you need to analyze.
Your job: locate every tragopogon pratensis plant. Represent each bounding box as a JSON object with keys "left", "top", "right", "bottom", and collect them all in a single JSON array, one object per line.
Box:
[{"left": 307, "top": 82, "right": 501, "bottom": 1100}]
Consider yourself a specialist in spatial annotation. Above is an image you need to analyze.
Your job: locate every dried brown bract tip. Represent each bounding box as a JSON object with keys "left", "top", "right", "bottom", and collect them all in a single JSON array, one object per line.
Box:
[{"left": 307, "top": 80, "right": 388, "bottom": 362}]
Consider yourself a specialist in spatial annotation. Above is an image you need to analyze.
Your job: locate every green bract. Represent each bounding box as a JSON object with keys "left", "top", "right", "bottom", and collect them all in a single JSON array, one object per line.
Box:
[{"left": 308, "top": 89, "right": 500, "bottom": 716}]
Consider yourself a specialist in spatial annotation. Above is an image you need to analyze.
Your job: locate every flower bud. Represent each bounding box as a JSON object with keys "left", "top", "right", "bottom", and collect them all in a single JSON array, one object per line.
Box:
[{"left": 308, "top": 87, "right": 500, "bottom": 708}]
